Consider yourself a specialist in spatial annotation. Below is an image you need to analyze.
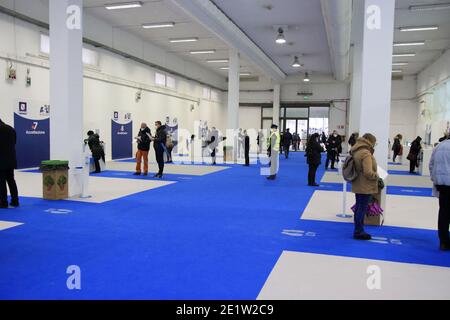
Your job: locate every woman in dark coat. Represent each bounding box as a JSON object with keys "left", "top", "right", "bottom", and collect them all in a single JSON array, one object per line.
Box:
[
  {"left": 408, "top": 136, "right": 422, "bottom": 174},
  {"left": 305, "top": 133, "right": 324, "bottom": 186},
  {"left": 86, "top": 131, "right": 104, "bottom": 173},
  {"left": 392, "top": 134, "right": 402, "bottom": 163}
]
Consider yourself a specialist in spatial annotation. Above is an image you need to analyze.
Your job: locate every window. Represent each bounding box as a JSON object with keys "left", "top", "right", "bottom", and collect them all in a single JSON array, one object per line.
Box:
[
  {"left": 40, "top": 34, "right": 99, "bottom": 66},
  {"left": 155, "top": 72, "right": 166, "bottom": 87},
  {"left": 210, "top": 90, "right": 219, "bottom": 101},
  {"left": 202, "top": 87, "right": 211, "bottom": 100},
  {"left": 166, "top": 75, "right": 176, "bottom": 90}
]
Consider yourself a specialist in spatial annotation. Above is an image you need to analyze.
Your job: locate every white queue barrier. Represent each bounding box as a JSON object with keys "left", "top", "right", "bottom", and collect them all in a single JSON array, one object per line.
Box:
[{"left": 336, "top": 154, "right": 352, "bottom": 219}]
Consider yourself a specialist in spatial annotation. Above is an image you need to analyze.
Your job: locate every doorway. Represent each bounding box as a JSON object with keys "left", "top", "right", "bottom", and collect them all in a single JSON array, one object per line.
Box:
[{"left": 285, "top": 118, "right": 308, "bottom": 151}]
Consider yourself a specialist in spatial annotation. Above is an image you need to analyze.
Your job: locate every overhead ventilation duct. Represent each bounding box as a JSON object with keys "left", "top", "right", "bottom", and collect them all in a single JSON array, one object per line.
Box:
[{"left": 320, "top": 0, "right": 352, "bottom": 81}]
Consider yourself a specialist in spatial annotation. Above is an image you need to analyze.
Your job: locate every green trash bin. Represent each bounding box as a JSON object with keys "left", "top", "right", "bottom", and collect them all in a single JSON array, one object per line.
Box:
[{"left": 40, "top": 160, "right": 69, "bottom": 200}]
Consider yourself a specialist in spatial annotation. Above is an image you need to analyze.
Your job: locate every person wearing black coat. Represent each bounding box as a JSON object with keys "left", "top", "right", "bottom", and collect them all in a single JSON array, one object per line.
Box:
[
  {"left": 0, "top": 119, "right": 19, "bottom": 208},
  {"left": 244, "top": 130, "right": 250, "bottom": 166},
  {"left": 392, "top": 135, "right": 402, "bottom": 163},
  {"left": 152, "top": 121, "right": 167, "bottom": 178},
  {"left": 348, "top": 133, "right": 358, "bottom": 147},
  {"left": 283, "top": 129, "right": 293, "bottom": 159},
  {"left": 86, "top": 131, "right": 104, "bottom": 173},
  {"left": 408, "top": 136, "right": 422, "bottom": 174},
  {"left": 325, "top": 131, "right": 339, "bottom": 170},
  {"left": 134, "top": 123, "right": 152, "bottom": 176},
  {"left": 305, "top": 133, "right": 324, "bottom": 186}
]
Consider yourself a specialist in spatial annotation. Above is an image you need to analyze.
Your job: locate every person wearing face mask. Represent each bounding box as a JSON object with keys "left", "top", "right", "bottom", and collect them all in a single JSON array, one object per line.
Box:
[
  {"left": 325, "top": 130, "right": 339, "bottom": 170},
  {"left": 134, "top": 123, "right": 152, "bottom": 176},
  {"left": 266, "top": 124, "right": 281, "bottom": 180},
  {"left": 151, "top": 121, "right": 167, "bottom": 178},
  {"left": 350, "top": 133, "right": 379, "bottom": 240},
  {"left": 305, "top": 133, "right": 324, "bottom": 186}
]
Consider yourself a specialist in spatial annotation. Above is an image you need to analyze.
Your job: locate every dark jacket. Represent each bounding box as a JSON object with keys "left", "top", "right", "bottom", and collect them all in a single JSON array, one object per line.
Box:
[
  {"left": 137, "top": 127, "right": 152, "bottom": 151},
  {"left": 326, "top": 135, "right": 339, "bottom": 152},
  {"left": 283, "top": 132, "right": 293, "bottom": 146},
  {"left": 305, "top": 139, "right": 324, "bottom": 165},
  {"left": 348, "top": 134, "right": 357, "bottom": 147},
  {"left": 87, "top": 134, "right": 103, "bottom": 159},
  {"left": 0, "top": 121, "right": 17, "bottom": 170},
  {"left": 410, "top": 138, "right": 422, "bottom": 156},
  {"left": 153, "top": 125, "right": 167, "bottom": 152},
  {"left": 392, "top": 138, "right": 401, "bottom": 153},
  {"left": 244, "top": 135, "right": 250, "bottom": 151}
]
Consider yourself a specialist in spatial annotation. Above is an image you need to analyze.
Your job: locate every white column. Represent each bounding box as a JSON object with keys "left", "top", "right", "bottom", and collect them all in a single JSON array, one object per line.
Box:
[
  {"left": 273, "top": 83, "right": 281, "bottom": 127},
  {"left": 348, "top": 0, "right": 364, "bottom": 136},
  {"left": 227, "top": 48, "right": 240, "bottom": 161},
  {"left": 358, "top": 0, "right": 395, "bottom": 172},
  {"left": 49, "top": 0, "right": 84, "bottom": 197}
]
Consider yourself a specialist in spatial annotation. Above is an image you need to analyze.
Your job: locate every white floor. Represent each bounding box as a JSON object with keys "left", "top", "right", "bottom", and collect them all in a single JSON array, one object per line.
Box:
[
  {"left": 258, "top": 251, "right": 450, "bottom": 300},
  {"left": 321, "top": 171, "right": 433, "bottom": 188},
  {"left": 107, "top": 161, "right": 229, "bottom": 176},
  {"left": 14, "top": 172, "right": 176, "bottom": 203},
  {"left": 301, "top": 190, "right": 438, "bottom": 230},
  {"left": 0, "top": 221, "right": 23, "bottom": 231}
]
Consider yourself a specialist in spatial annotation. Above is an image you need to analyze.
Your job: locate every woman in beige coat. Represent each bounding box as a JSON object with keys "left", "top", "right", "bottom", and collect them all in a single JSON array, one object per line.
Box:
[{"left": 350, "top": 133, "right": 379, "bottom": 240}]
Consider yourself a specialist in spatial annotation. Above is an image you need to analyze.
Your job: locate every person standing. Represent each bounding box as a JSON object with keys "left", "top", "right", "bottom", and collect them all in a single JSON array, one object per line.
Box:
[
  {"left": 305, "top": 133, "right": 324, "bottom": 187},
  {"left": 86, "top": 131, "right": 104, "bottom": 173},
  {"left": 350, "top": 133, "right": 379, "bottom": 240},
  {"left": 408, "top": 136, "right": 422, "bottom": 174},
  {"left": 325, "top": 131, "right": 339, "bottom": 170},
  {"left": 134, "top": 123, "right": 152, "bottom": 176},
  {"left": 208, "top": 127, "right": 219, "bottom": 165},
  {"left": 266, "top": 124, "right": 281, "bottom": 180},
  {"left": 321, "top": 132, "right": 327, "bottom": 145},
  {"left": 238, "top": 128, "right": 244, "bottom": 159},
  {"left": 283, "top": 129, "right": 293, "bottom": 159},
  {"left": 244, "top": 130, "right": 250, "bottom": 166},
  {"left": 348, "top": 132, "right": 358, "bottom": 147},
  {"left": 429, "top": 135, "right": 450, "bottom": 251},
  {"left": 392, "top": 134, "right": 403, "bottom": 163},
  {"left": 165, "top": 133, "right": 174, "bottom": 163},
  {"left": 151, "top": 121, "right": 167, "bottom": 178},
  {"left": 257, "top": 130, "right": 264, "bottom": 154},
  {"left": 0, "top": 119, "right": 19, "bottom": 209}
]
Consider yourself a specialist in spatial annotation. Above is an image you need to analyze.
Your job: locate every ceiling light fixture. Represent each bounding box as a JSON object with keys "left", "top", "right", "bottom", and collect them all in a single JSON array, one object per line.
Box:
[
  {"left": 207, "top": 59, "right": 229, "bottom": 63},
  {"left": 240, "top": 73, "right": 251, "bottom": 76},
  {"left": 292, "top": 56, "right": 302, "bottom": 68},
  {"left": 304, "top": 72, "right": 310, "bottom": 82},
  {"left": 219, "top": 67, "right": 229, "bottom": 70},
  {"left": 392, "top": 62, "right": 409, "bottom": 66},
  {"left": 399, "top": 26, "right": 439, "bottom": 32},
  {"left": 276, "top": 28, "right": 286, "bottom": 44},
  {"left": 190, "top": 50, "right": 216, "bottom": 54},
  {"left": 409, "top": 3, "right": 450, "bottom": 11},
  {"left": 393, "top": 41, "right": 425, "bottom": 47},
  {"left": 393, "top": 53, "right": 416, "bottom": 57},
  {"left": 105, "top": 1, "right": 142, "bottom": 10},
  {"left": 392, "top": 70, "right": 403, "bottom": 73},
  {"left": 169, "top": 37, "right": 198, "bottom": 43},
  {"left": 142, "top": 22, "right": 175, "bottom": 29}
]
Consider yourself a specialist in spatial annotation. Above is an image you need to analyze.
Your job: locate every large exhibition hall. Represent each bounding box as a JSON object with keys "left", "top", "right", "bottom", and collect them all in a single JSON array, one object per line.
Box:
[{"left": 0, "top": 0, "right": 450, "bottom": 302}]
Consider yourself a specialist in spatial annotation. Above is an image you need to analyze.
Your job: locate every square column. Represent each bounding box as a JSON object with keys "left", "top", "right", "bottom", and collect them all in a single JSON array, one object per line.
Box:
[
  {"left": 49, "top": 0, "right": 84, "bottom": 197},
  {"left": 227, "top": 48, "right": 240, "bottom": 161},
  {"left": 273, "top": 83, "right": 281, "bottom": 127}
]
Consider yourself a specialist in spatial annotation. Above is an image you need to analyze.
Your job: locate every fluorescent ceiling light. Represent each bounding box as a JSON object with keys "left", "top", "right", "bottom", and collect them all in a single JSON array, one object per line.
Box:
[
  {"left": 410, "top": 3, "right": 450, "bottom": 11},
  {"left": 207, "top": 59, "right": 229, "bottom": 63},
  {"left": 393, "top": 41, "right": 425, "bottom": 47},
  {"left": 219, "top": 67, "right": 229, "bottom": 70},
  {"left": 169, "top": 37, "right": 198, "bottom": 43},
  {"left": 292, "top": 56, "right": 302, "bottom": 68},
  {"left": 105, "top": 1, "right": 142, "bottom": 10},
  {"left": 190, "top": 50, "right": 216, "bottom": 54},
  {"left": 142, "top": 22, "right": 175, "bottom": 29},
  {"left": 400, "top": 26, "right": 439, "bottom": 32},
  {"left": 392, "top": 70, "right": 403, "bottom": 73},
  {"left": 276, "top": 28, "right": 286, "bottom": 44},
  {"left": 393, "top": 53, "right": 416, "bottom": 57},
  {"left": 304, "top": 72, "right": 310, "bottom": 82},
  {"left": 240, "top": 73, "right": 251, "bottom": 76},
  {"left": 392, "top": 62, "right": 409, "bottom": 66}
]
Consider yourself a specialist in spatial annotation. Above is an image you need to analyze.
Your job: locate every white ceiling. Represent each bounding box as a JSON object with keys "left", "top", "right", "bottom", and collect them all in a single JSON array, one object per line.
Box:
[
  {"left": 83, "top": 0, "right": 450, "bottom": 81},
  {"left": 83, "top": 0, "right": 258, "bottom": 78},
  {"left": 393, "top": 0, "right": 450, "bottom": 75}
]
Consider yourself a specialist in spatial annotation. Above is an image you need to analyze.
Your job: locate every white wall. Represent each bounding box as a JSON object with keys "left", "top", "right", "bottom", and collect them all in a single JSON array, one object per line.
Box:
[{"left": 0, "top": 11, "right": 227, "bottom": 162}]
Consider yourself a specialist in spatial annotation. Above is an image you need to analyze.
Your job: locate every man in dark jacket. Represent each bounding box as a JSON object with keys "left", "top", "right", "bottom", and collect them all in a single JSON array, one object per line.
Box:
[
  {"left": 152, "top": 121, "right": 167, "bottom": 178},
  {"left": 305, "top": 133, "right": 324, "bottom": 186},
  {"left": 244, "top": 130, "right": 250, "bottom": 166},
  {"left": 283, "top": 129, "right": 293, "bottom": 159},
  {"left": 325, "top": 131, "right": 339, "bottom": 170},
  {"left": 408, "top": 136, "right": 422, "bottom": 174},
  {"left": 134, "top": 123, "right": 152, "bottom": 176},
  {"left": 0, "top": 119, "right": 19, "bottom": 208},
  {"left": 86, "top": 131, "right": 104, "bottom": 173}
]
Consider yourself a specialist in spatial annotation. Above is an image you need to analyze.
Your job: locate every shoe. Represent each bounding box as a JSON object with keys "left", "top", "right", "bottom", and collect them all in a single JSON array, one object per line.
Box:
[
  {"left": 354, "top": 233, "right": 372, "bottom": 240},
  {"left": 0, "top": 204, "right": 8, "bottom": 209},
  {"left": 10, "top": 202, "right": 19, "bottom": 208},
  {"left": 143, "top": 173, "right": 148, "bottom": 177},
  {"left": 312, "top": 183, "right": 320, "bottom": 187},
  {"left": 133, "top": 172, "right": 141, "bottom": 176},
  {"left": 440, "top": 243, "right": 450, "bottom": 251},
  {"left": 266, "top": 175, "right": 276, "bottom": 180},
  {"left": 153, "top": 174, "right": 159, "bottom": 178}
]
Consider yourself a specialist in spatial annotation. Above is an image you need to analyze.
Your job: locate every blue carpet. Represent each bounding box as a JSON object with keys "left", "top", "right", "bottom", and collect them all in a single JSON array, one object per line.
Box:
[
  {"left": 0, "top": 153, "right": 447, "bottom": 300},
  {"left": 389, "top": 170, "right": 422, "bottom": 176}
]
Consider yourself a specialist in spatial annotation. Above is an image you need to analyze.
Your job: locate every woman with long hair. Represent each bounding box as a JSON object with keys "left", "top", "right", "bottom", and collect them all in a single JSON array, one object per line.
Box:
[{"left": 305, "top": 133, "right": 324, "bottom": 186}]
